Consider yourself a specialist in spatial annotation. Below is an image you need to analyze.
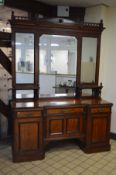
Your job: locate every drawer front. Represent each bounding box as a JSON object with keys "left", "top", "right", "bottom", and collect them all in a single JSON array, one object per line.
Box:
[
  {"left": 47, "top": 107, "right": 84, "bottom": 115},
  {"left": 17, "top": 111, "right": 42, "bottom": 118},
  {"left": 90, "top": 107, "right": 110, "bottom": 114}
]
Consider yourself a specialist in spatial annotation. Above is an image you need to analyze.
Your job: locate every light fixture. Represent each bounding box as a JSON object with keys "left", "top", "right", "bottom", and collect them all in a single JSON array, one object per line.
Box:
[
  {"left": 51, "top": 43, "right": 59, "bottom": 47},
  {"left": 16, "top": 42, "right": 22, "bottom": 46}
]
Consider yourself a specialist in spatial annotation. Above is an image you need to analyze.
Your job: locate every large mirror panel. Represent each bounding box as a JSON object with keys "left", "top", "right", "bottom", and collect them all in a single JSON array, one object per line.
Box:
[
  {"left": 39, "top": 34, "right": 77, "bottom": 97},
  {"left": 15, "top": 33, "right": 34, "bottom": 84},
  {"left": 81, "top": 37, "right": 97, "bottom": 83}
]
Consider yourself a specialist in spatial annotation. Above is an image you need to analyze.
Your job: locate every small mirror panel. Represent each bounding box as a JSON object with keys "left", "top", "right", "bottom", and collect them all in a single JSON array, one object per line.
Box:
[
  {"left": 39, "top": 34, "right": 77, "bottom": 97},
  {"left": 81, "top": 89, "right": 92, "bottom": 97},
  {"left": 15, "top": 33, "right": 34, "bottom": 84},
  {"left": 81, "top": 37, "right": 97, "bottom": 83},
  {"left": 16, "top": 90, "right": 34, "bottom": 99}
]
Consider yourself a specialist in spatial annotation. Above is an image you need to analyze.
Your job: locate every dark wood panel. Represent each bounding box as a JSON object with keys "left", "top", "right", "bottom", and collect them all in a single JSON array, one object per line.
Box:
[
  {"left": 48, "top": 118, "right": 64, "bottom": 137},
  {"left": 17, "top": 111, "right": 41, "bottom": 117},
  {"left": 47, "top": 107, "right": 84, "bottom": 115},
  {"left": 66, "top": 117, "right": 80, "bottom": 134},
  {"left": 19, "top": 122, "right": 39, "bottom": 151},
  {"left": 12, "top": 112, "right": 45, "bottom": 162},
  {"left": 91, "top": 117, "right": 108, "bottom": 143},
  {"left": 91, "top": 107, "right": 110, "bottom": 113}
]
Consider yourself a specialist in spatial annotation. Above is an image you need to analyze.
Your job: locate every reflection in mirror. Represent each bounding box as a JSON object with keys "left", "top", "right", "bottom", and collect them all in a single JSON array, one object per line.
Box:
[
  {"left": 15, "top": 33, "right": 34, "bottom": 84},
  {"left": 81, "top": 37, "right": 97, "bottom": 83},
  {"left": 81, "top": 89, "right": 92, "bottom": 97},
  {"left": 39, "top": 34, "right": 77, "bottom": 97},
  {"left": 16, "top": 90, "right": 34, "bottom": 99}
]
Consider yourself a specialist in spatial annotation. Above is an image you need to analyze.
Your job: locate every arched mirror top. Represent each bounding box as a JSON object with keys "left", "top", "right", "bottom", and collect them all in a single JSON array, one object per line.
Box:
[{"left": 39, "top": 34, "right": 77, "bottom": 97}]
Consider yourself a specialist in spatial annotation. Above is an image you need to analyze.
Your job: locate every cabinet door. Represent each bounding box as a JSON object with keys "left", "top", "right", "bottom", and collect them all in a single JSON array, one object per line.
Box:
[
  {"left": 91, "top": 114, "right": 110, "bottom": 144},
  {"left": 46, "top": 115, "right": 65, "bottom": 138},
  {"left": 83, "top": 106, "right": 112, "bottom": 153},
  {"left": 66, "top": 114, "right": 85, "bottom": 137},
  {"left": 13, "top": 111, "right": 44, "bottom": 162},
  {"left": 16, "top": 118, "right": 41, "bottom": 152},
  {"left": 90, "top": 106, "right": 111, "bottom": 145}
]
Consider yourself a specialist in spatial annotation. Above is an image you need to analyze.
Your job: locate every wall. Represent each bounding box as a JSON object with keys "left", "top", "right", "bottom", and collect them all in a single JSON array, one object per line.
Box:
[
  {"left": 0, "top": 6, "right": 27, "bottom": 32},
  {"left": 100, "top": 6, "right": 116, "bottom": 134},
  {"left": 85, "top": 5, "right": 107, "bottom": 23},
  {"left": 85, "top": 5, "right": 116, "bottom": 133}
]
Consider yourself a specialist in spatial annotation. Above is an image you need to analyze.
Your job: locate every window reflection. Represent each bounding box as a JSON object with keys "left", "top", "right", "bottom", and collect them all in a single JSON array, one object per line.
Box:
[
  {"left": 15, "top": 33, "right": 34, "bottom": 84},
  {"left": 39, "top": 34, "right": 77, "bottom": 97}
]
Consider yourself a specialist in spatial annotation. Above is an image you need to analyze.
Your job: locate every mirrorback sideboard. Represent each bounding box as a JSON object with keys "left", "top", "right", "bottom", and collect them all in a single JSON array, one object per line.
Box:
[{"left": 9, "top": 13, "right": 113, "bottom": 162}]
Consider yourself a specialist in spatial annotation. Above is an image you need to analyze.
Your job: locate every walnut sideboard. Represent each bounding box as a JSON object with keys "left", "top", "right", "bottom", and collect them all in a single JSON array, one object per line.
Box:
[{"left": 11, "top": 97, "right": 113, "bottom": 162}]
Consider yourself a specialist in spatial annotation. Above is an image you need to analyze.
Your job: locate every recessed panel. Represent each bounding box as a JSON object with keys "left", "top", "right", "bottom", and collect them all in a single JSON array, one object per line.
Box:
[
  {"left": 19, "top": 122, "right": 39, "bottom": 151},
  {"left": 91, "top": 117, "right": 107, "bottom": 143},
  {"left": 49, "top": 119, "right": 64, "bottom": 136},
  {"left": 66, "top": 118, "right": 80, "bottom": 134}
]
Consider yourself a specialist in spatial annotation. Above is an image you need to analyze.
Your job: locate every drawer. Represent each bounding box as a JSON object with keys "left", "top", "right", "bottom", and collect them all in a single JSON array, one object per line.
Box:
[
  {"left": 17, "top": 111, "right": 42, "bottom": 117},
  {"left": 47, "top": 107, "right": 84, "bottom": 115},
  {"left": 90, "top": 107, "right": 110, "bottom": 114}
]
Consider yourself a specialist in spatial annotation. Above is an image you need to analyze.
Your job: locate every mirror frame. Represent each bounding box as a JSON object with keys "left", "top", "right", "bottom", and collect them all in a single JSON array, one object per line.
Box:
[{"left": 10, "top": 17, "right": 104, "bottom": 99}]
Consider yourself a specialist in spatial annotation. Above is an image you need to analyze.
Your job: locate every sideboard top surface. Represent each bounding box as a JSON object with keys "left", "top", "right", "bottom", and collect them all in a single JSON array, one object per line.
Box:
[{"left": 11, "top": 98, "right": 113, "bottom": 110}]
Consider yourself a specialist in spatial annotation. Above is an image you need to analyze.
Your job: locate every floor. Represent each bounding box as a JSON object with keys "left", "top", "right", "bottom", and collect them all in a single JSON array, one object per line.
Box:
[{"left": 0, "top": 140, "right": 116, "bottom": 175}]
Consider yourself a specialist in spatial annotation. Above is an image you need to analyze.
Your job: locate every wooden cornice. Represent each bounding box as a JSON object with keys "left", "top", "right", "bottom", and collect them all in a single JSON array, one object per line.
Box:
[{"left": 10, "top": 16, "right": 104, "bottom": 35}]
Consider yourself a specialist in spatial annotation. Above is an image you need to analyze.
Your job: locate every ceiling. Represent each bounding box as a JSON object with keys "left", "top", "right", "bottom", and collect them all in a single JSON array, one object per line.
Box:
[{"left": 37, "top": 0, "right": 116, "bottom": 7}]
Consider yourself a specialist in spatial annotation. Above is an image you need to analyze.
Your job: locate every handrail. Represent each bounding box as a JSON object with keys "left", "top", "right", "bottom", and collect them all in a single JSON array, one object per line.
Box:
[{"left": 0, "top": 49, "right": 12, "bottom": 75}]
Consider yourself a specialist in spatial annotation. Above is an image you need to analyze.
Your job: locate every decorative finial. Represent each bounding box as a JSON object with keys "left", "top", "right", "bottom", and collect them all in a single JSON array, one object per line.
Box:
[
  {"left": 11, "top": 11, "right": 15, "bottom": 20},
  {"left": 100, "top": 19, "right": 103, "bottom": 29}
]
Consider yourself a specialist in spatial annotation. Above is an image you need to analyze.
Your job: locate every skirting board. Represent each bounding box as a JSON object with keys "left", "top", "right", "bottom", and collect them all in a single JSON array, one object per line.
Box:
[{"left": 110, "top": 132, "right": 116, "bottom": 140}]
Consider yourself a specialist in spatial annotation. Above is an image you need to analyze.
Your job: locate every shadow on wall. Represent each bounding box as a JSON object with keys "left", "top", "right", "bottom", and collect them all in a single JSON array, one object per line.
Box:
[
  {"left": 111, "top": 110, "right": 116, "bottom": 134},
  {"left": 0, "top": 114, "right": 8, "bottom": 140}
]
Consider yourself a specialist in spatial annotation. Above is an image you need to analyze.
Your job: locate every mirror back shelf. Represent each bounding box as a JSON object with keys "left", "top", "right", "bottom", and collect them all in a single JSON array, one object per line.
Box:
[{"left": 10, "top": 14, "right": 104, "bottom": 100}]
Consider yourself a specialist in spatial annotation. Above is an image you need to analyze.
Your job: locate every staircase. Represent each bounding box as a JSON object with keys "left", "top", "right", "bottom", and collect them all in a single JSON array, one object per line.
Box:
[{"left": 0, "top": 31, "right": 12, "bottom": 139}]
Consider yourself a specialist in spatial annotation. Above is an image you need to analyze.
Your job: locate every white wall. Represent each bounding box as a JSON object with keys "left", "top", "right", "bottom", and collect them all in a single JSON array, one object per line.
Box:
[
  {"left": 85, "top": 5, "right": 107, "bottom": 23},
  {"left": 85, "top": 5, "right": 116, "bottom": 133},
  {"left": 100, "top": 6, "right": 116, "bottom": 134}
]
